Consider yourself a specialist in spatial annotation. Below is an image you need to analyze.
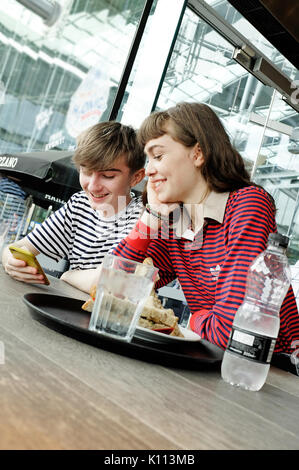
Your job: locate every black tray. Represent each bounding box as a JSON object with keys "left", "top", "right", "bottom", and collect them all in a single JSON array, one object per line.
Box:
[{"left": 23, "top": 293, "right": 223, "bottom": 370}]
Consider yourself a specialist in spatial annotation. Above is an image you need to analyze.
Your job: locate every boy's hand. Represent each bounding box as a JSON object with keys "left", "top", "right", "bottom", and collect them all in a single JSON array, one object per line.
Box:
[{"left": 4, "top": 247, "right": 46, "bottom": 284}]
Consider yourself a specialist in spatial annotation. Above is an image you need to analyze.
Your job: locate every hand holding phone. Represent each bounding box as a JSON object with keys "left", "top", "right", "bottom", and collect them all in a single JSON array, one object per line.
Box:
[{"left": 9, "top": 245, "right": 50, "bottom": 285}]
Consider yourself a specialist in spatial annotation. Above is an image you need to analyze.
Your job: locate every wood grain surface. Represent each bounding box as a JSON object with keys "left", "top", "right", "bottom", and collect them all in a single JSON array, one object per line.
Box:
[{"left": 0, "top": 268, "right": 298, "bottom": 450}]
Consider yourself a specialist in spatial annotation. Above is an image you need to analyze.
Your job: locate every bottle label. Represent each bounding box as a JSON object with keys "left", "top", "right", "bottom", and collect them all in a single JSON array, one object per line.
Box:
[{"left": 226, "top": 326, "right": 276, "bottom": 364}]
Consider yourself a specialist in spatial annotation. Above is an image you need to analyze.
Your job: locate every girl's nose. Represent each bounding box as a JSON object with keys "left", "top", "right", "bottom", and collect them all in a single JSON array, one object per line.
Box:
[{"left": 145, "top": 159, "right": 156, "bottom": 177}]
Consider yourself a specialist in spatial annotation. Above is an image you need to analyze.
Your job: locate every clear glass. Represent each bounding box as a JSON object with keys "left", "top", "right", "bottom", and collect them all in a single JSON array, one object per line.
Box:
[{"left": 89, "top": 255, "right": 159, "bottom": 342}]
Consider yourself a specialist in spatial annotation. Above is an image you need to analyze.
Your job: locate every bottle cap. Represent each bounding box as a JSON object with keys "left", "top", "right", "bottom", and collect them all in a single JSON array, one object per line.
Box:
[{"left": 268, "top": 232, "right": 289, "bottom": 248}]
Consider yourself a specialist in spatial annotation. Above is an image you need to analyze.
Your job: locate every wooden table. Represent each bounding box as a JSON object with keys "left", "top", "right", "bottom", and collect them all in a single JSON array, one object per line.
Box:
[{"left": 0, "top": 267, "right": 298, "bottom": 450}]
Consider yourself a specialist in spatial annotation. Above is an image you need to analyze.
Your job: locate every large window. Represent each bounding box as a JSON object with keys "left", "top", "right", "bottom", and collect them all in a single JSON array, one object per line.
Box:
[
  {"left": 120, "top": 3, "right": 299, "bottom": 264},
  {"left": 253, "top": 92, "right": 299, "bottom": 264},
  {"left": 0, "top": 0, "right": 149, "bottom": 153},
  {"left": 204, "top": 0, "right": 297, "bottom": 81}
]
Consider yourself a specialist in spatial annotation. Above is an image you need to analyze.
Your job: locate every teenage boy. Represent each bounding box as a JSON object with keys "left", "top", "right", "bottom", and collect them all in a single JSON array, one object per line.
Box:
[{"left": 2, "top": 122, "right": 145, "bottom": 292}]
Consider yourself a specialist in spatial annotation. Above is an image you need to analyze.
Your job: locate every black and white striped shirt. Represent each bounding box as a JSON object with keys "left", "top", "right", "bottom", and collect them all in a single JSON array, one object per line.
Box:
[{"left": 27, "top": 191, "right": 143, "bottom": 270}]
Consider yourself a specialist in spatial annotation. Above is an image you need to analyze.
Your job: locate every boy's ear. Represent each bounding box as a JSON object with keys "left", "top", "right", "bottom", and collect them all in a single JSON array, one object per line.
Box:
[{"left": 130, "top": 168, "right": 145, "bottom": 187}]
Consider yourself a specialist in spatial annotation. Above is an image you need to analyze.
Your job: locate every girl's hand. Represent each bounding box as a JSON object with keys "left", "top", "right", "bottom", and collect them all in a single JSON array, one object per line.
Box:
[{"left": 146, "top": 180, "right": 180, "bottom": 217}]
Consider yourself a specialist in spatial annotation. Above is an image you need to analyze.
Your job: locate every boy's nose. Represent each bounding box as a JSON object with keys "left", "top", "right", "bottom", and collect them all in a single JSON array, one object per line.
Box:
[{"left": 88, "top": 172, "right": 103, "bottom": 190}]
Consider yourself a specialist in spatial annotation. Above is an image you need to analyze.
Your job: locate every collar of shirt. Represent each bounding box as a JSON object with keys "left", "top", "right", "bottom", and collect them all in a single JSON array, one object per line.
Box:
[{"left": 174, "top": 191, "right": 230, "bottom": 239}]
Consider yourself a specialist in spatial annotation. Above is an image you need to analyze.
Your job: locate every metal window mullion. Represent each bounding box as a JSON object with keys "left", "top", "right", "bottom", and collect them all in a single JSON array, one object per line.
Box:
[
  {"left": 188, "top": 0, "right": 248, "bottom": 49},
  {"left": 108, "top": 0, "right": 155, "bottom": 122},
  {"left": 151, "top": 0, "right": 188, "bottom": 112},
  {"left": 187, "top": 0, "right": 299, "bottom": 112}
]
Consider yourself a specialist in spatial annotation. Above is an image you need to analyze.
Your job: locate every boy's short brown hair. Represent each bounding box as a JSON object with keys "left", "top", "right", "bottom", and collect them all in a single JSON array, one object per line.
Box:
[{"left": 73, "top": 121, "right": 145, "bottom": 173}]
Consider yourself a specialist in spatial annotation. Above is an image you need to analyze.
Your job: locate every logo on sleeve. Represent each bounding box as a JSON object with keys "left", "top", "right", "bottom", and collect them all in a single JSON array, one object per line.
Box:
[{"left": 210, "top": 264, "right": 221, "bottom": 281}]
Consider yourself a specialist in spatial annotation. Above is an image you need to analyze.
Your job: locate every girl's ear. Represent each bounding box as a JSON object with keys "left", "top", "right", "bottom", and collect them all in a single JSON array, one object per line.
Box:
[{"left": 193, "top": 143, "right": 204, "bottom": 168}]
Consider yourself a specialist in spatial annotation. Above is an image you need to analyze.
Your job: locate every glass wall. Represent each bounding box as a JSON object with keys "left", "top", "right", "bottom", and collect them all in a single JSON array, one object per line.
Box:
[
  {"left": 119, "top": 2, "right": 299, "bottom": 267},
  {"left": 204, "top": 0, "right": 298, "bottom": 81},
  {"left": 0, "top": 0, "right": 149, "bottom": 153},
  {"left": 254, "top": 92, "right": 299, "bottom": 264}
]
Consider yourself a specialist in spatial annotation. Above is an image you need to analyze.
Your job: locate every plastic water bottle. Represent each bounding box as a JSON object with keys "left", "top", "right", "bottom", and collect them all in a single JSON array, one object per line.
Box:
[{"left": 221, "top": 233, "right": 291, "bottom": 391}]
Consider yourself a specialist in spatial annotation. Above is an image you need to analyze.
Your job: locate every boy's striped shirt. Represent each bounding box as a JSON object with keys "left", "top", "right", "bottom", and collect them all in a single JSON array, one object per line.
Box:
[{"left": 28, "top": 191, "right": 143, "bottom": 270}]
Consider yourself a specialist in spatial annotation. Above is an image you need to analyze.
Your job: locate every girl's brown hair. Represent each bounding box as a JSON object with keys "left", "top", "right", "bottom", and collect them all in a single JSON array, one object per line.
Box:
[{"left": 138, "top": 102, "right": 253, "bottom": 192}]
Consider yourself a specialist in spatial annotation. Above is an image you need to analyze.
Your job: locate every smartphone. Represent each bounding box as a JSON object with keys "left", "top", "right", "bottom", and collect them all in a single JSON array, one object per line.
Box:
[{"left": 9, "top": 245, "right": 50, "bottom": 285}]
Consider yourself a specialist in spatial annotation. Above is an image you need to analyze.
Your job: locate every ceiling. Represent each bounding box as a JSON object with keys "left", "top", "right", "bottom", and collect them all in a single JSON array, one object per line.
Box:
[{"left": 227, "top": 0, "right": 299, "bottom": 70}]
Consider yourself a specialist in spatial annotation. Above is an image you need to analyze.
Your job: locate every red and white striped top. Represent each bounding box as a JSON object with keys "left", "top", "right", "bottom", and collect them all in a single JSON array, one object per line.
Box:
[{"left": 113, "top": 186, "right": 299, "bottom": 354}]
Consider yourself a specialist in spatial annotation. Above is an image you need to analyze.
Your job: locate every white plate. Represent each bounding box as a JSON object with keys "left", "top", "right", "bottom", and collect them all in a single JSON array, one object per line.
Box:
[{"left": 135, "top": 325, "right": 201, "bottom": 343}]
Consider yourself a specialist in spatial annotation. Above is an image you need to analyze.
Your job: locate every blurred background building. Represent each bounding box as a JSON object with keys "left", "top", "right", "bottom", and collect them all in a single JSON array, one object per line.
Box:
[{"left": 0, "top": 0, "right": 298, "bottom": 279}]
